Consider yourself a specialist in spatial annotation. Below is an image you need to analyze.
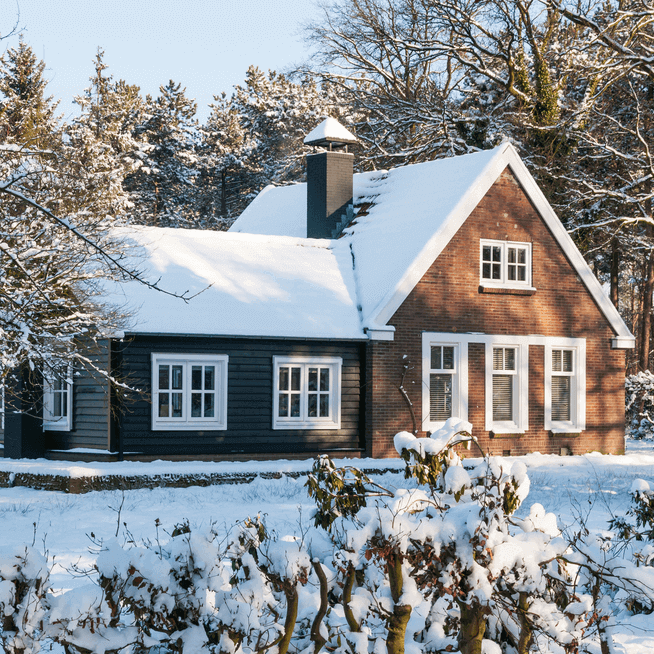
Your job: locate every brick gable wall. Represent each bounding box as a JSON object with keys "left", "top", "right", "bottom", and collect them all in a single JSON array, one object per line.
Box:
[{"left": 367, "top": 167, "right": 625, "bottom": 458}]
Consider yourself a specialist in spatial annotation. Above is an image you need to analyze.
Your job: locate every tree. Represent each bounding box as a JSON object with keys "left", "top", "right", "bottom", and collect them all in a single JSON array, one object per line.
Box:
[
  {"left": 0, "top": 38, "right": 59, "bottom": 147},
  {"left": 124, "top": 80, "right": 200, "bottom": 227}
]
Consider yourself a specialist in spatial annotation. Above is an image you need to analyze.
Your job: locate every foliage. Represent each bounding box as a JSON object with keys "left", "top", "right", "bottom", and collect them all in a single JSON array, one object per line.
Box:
[{"left": 626, "top": 371, "right": 654, "bottom": 439}]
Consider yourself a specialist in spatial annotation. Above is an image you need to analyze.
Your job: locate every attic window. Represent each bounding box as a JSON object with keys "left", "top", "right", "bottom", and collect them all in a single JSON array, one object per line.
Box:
[{"left": 480, "top": 240, "right": 533, "bottom": 289}]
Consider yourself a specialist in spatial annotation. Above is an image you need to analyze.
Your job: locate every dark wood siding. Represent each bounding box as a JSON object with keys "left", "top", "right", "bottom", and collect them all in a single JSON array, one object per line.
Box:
[
  {"left": 116, "top": 335, "right": 365, "bottom": 456},
  {"left": 44, "top": 340, "right": 110, "bottom": 451}
]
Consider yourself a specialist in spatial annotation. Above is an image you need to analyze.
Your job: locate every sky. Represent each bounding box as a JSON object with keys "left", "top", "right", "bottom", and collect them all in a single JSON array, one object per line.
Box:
[{"left": 0, "top": 0, "right": 323, "bottom": 123}]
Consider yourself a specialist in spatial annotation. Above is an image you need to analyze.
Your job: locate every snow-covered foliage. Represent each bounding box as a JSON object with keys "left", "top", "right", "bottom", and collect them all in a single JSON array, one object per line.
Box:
[
  {"left": 626, "top": 372, "right": 654, "bottom": 439},
  {"left": 1, "top": 435, "right": 654, "bottom": 653}
]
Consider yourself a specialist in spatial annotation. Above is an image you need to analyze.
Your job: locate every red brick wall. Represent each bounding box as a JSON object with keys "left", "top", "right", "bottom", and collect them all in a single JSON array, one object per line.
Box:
[{"left": 367, "top": 167, "right": 626, "bottom": 458}]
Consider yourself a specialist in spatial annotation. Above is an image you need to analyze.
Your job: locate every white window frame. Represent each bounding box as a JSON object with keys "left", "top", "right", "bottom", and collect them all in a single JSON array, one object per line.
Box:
[
  {"left": 480, "top": 239, "right": 533, "bottom": 289},
  {"left": 43, "top": 366, "right": 73, "bottom": 432},
  {"left": 486, "top": 342, "right": 529, "bottom": 434},
  {"left": 421, "top": 334, "right": 468, "bottom": 433},
  {"left": 272, "top": 356, "right": 342, "bottom": 430},
  {"left": 151, "top": 353, "right": 228, "bottom": 431},
  {"left": 544, "top": 339, "right": 586, "bottom": 433}
]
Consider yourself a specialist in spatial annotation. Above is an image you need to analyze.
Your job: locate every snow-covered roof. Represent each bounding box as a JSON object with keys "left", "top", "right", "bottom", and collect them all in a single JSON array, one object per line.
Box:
[
  {"left": 231, "top": 142, "right": 635, "bottom": 346},
  {"left": 104, "top": 227, "right": 364, "bottom": 339},
  {"left": 303, "top": 117, "right": 358, "bottom": 146},
  {"left": 111, "top": 143, "right": 634, "bottom": 346}
]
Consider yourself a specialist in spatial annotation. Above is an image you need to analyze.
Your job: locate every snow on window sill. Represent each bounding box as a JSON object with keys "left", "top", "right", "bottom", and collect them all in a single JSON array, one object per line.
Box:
[
  {"left": 490, "top": 429, "right": 525, "bottom": 438},
  {"left": 550, "top": 428, "right": 583, "bottom": 435},
  {"left": 479, "top": 284, "right": 537, "bottom": 296}
]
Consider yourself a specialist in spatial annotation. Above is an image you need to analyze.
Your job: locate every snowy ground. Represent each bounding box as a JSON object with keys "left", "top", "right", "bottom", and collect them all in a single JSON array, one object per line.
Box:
[{"left": 2, "top": 442, "right": 654, "bottom": 652}]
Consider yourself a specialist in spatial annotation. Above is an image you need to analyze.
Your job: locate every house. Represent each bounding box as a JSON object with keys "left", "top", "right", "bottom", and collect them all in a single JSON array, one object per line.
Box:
[{"left": 0, "top": 119, "right": 635, "bottom": 460}]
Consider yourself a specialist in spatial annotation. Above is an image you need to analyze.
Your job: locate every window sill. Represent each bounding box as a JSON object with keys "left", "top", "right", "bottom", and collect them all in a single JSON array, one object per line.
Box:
[
  {"left": 479, "top": 285, "right": 536, "bottom": 295},
  {"left": 490, "top": 430, "right": 525, "bottom": 438},
  {"left": 152, "top": 422, "right": 226, "bottom": 431},
  {"left": 273, "top": 421, "right": 340, "bottom": 430},
  {"left": 550, "top": 428, "right": 583, "bottom": 436},
  {"left": 43, "top": 422, "right": 72, "bottom": 432}
]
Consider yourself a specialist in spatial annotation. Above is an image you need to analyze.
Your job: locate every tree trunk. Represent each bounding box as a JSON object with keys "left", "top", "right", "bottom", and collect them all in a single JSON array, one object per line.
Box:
[
  {"left": 457, "top": 601, "right": 486, "bottom": 654},
  {"left": 343, "top": 563, "right": 360, "bottom": 632},
  {"left": 386, "top": 550, "right": 412, "bottom": 654},
  {"left": 640, "top": 244, "right": 654, "bottom": 371},
  {"left": 278, "top": 582, "right": 299, "bottom": 654},
  {"left": 311, "top": 560, "right": 329, "bottom": 653},
  {"left": 220, "top": 169, "right": 227, "bottom": 217},
  {"left": 517, "top": 592, "right": 533, "bottom": 654},
  {"left": 610, "top": 238, "right": 619, "bottom": 307}
]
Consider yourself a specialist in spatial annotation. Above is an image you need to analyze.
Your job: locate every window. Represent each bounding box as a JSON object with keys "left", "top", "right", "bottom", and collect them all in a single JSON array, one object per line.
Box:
[
  {"left": 545, "top": 342, "right": 586, "bottom": 432},
  {"left": 422, "top": 335, "right": 468, "bottom": 432},
  {"left": 480, "top": 240, "right": 532, "bottom": 288},
  {"left": 273, "top": 356, "right": 341, "bottom": 430},
  {"left": 151, "top": 354, "right": 228, "bottom": 430},
  {"left": 485, "top": 341, "right": 528, "bottom": 434},
  {"left": 43, "top": 367, "right": 73, "bottom": 431}
]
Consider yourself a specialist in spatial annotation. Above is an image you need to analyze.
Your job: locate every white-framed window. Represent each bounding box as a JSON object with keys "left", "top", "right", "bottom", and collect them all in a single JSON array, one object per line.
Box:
[
  {"left": 545, "top": 340, "right": 586, "bottom": 433},
  {"left": 43, "top": 367, "right": 73, "bottom": 432},
  {"left": 273, "top": 356, "right": 341, "bottom": 430},
  {"left": 151, "top": 354, "right": 228, "bottom": 431},
  {"left": 422, "top": 334, "right": 468, "bottom": 432},
  {"left": 480, "top": 239, "right": 532, "bottom": 288},
  {"left": 485, "top": 341, "right": 529, "bottom": 434}
]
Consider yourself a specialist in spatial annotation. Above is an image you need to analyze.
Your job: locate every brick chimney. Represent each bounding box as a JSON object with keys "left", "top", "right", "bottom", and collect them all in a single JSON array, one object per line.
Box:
[{"left": 304, "top": 118, "right": 357, "bottom": 239}]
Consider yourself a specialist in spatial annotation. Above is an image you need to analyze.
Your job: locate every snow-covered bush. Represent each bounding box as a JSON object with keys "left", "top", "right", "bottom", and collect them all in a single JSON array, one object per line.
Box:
[
  {"left": 0, "top": 545, "right": 50, "bottom": 654},
  {"left": 625, "top": 371, "right": 654, "bottom": 439}
]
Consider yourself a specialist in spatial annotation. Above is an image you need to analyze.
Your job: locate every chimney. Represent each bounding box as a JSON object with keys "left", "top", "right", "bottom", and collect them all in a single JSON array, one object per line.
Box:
[{"left": 304, "top": 118, "right": 358, "bottom": 239}]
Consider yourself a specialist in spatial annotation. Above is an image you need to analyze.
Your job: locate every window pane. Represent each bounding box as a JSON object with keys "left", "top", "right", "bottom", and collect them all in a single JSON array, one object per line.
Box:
[
  {"left": 482, "top": 262, "right": 491, "bottom": 279},
  {"left": 508, "top": 248, "right": 516, "bottom": 263},
  {"left": 518, "top": 248, "right": 526, "bottom": 264},
  {"left": 205, "top": 367, "right": 215, "bottom": 391},
  {"left": 493, "top": 348, "right": 504, "bottom": 371},
  {"left": 493, "top": 375, "right": 513, "bottom": 421},
  {"left": 552, "top": 376, "right": 571, "bottom": 421},
  {"left": 552, "top": 350, "right": 561, "bottom": 372},
  {"left": 159, "top": 365, "right": 169, "bottom": 390},
  {"left": 279, "top": 393, "right": 288, "bottom": 417},
  {"left": 158, "top": 393, "right": 169, "bottom": 418},
  {"left": 54, "top": 393, "right": 62, "bottom": 418},
  {"left": 291, "top": 368, "right": 301, "bottom": 392},
  {"left": 320, "top": 368, "right": 329, "bottom": 392},
  {"left": 562, "top": 350, "right": 573, "bottom": 372},
  {"left": 505, "top": 348, "right": 515, "bottom": 371},
  {"left": 492, "top": 263, "right": 501, "bottom": 280},
  {"left": 430, "top": 374, "right": 452, "bottom": 421},
  {"left": 320, "top": 394, "right": 329, "bottom": 417},
  {"left": 508, "top": 265, "right": 516, "bottom": 280},
  {"left": 308, "top": 393, "right": 317, "bottom": 418},
  {"left": 172, "top": 392, "right": 183, "bottom": 417},
  {"left": 431, "top": 346, "right": 442, "bottom": 370},
  {"left": 290, "top": 393, "right": 300, "bottom": 417},
  {"left": 191, "top": 392, "right": 201, "bottom": 417},
  {"left": 517, "top": 266, "right": 526, "bottom": 281},
  {"left": 172, "top": 365, "right": 183, "bottom": 390},
  {"left": 61, "top": 392, "right": 68, "bottom": 417},
  {"left": 492, "top": 246, "right": 501, "bottom": 262},
  {"left": 308, "top": 368, "right": 318, "bottom": 392},
  {"left": 204, "top": 393, "right": 215, "bottom": 418},
  {"left": 279, "top": 367, "right": 289, "bottom": 391},
  {"left": 191, "top": 366, "right": 202, "bottom": 390},
  {"left": 443, "top": 347, "right": 454, "bottom": 370},
  {"left": 482, "top": 245, "right": 491, "bottom": 261}
]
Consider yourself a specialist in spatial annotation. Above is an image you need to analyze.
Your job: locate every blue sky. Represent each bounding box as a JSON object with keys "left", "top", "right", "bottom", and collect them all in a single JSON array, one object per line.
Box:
[{"left": 0, "top": 0, "right": 322, "bottom": 122}]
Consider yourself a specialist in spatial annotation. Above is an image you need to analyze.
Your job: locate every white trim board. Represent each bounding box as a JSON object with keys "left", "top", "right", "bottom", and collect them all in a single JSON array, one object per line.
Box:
[{"left": 368, "top": 143, "right": 634, "bottom": 348}]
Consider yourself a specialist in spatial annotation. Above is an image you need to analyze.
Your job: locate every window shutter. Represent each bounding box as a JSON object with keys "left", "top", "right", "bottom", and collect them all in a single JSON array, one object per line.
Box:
[
  {"left": 551, "top": 376, "right": 571, "bottom": 421},
  {"left": 492, "top": 375, "right": 513, "bottom": 421},
  {"left": 430, "top": 374, "right": 452, "bottom": 421}
]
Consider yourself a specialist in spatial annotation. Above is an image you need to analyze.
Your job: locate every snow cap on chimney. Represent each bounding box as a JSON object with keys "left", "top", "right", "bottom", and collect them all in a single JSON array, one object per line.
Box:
[{"left": 304, "top": 117, "right": 358, "bottom": 149}]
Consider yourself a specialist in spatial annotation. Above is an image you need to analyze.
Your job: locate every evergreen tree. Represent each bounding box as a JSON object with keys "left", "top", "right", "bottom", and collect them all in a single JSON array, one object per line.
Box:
[
  {"left": 125, "top": 80, "right": 200, "bottom": 227},
  {"left": 0, "top": 38, "right": 59, "bottom": 147}
]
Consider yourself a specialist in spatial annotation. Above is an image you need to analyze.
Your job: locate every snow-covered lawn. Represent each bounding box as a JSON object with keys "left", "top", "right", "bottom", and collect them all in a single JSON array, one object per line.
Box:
[{"left": 1, "top": 442, "right": 654, "bottom": 652}]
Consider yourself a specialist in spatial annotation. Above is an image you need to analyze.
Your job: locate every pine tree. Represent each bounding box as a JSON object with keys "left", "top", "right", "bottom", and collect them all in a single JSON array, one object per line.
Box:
[
  {"left": 0, "top": 38, "right": 60, "bottom": 147},
  {"left": 125, "top": 80, "right": 200, "bottom": 227}
]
